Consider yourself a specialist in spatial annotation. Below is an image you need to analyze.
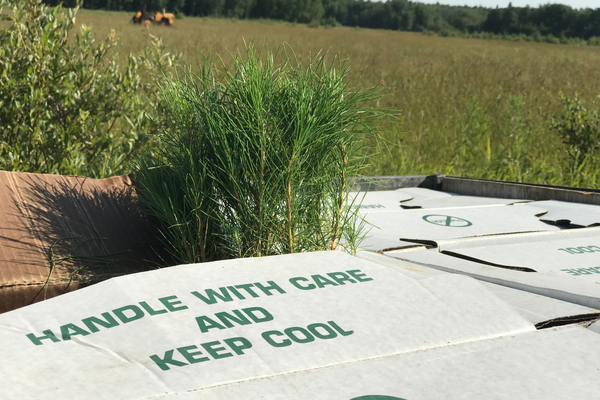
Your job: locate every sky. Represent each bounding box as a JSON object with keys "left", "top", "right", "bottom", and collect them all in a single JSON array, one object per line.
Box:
[{"left": 409, "top": 0, "right": 597, "bottom": 9}]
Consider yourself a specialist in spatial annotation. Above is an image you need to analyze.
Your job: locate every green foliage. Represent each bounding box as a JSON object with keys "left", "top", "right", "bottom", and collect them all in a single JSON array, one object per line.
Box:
[
  {"left": 0, "top": 0, "right": 178, "bottom": 177},
  {"left": 552, "top": 93, "right": 600, "bottom": 158},
  {"left": 444, "top": 96, "right": 490, "bottom": 176},
  {"left": 132, "top": 44, "right": 389, "bottom": 264},
  {"left": 495, "top": 96, "right": 530, "bottom": 182},
  {"left": 423, "top": 29, "right": 600, "bottom": 47},
  {"left": 551, "top": 93, "right": 600, "bottom": 187},
  {"left": 376, "top": 92, "right": 600, "bottom": 189}
]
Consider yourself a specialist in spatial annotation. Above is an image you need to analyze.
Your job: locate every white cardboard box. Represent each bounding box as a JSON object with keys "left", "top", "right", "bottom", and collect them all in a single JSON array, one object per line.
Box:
[
  {"left": 385, "top": 246, "right": 600, "bottom": 309},
  {"left": 149, "top": 325, "right": 600, "bottom": 400},
  {"left": 358, "top": 203, "right": 558, "bottom": 251},
  {"left": 532, "top": 199, "right": 600, "bottom": 227},
  {"left": 350, "top": 187, "right": 523, "bottom": 211},
  {"left": 430, "top": 228, "right": 600, "bottom": 279},
  {"left": 2, "top": 251, "right": 600, "bottom": 398},
  {"left": 358, "top": 250, "right": 600, "bottom": 327}
]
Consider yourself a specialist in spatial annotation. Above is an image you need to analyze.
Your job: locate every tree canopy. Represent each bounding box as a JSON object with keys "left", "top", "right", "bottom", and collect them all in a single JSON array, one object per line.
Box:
[{"left": 42, "top": 0, "right": 600, "bottom": 40}]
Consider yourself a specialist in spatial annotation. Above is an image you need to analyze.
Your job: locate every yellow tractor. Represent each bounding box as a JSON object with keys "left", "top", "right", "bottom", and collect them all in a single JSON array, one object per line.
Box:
[{"left": 131, "top": 10, "right": 174, "bottom": 26}]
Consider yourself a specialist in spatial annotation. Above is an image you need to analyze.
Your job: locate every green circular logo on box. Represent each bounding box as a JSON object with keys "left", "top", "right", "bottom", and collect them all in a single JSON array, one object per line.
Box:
[
  {"left": 350, "top": 396, "right": 407, "bottom": 400},
  {"left": 422, "top": 214, "right": 472, "bottom": 227}
]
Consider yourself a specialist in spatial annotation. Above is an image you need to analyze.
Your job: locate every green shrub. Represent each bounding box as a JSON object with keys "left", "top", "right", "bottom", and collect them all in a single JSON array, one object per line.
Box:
[
  {"left": 0, "top": 0, "right": 178, "bottom": 177},
  {"left": 552, "top": 93, "right": 600, "bottom": 158},
  {"left": 321, "top": 17, "right": 340, "bottom": 28},
  {"left": 551, "top": 93, "right": 600, "bottom": 187},
  {"left": 543, "top": 34, "right": 560, "bottom": 45},
  {"left": 132, "top": 44, "right": 389, "bottom": 263},
  {"left": 588, "top": 36, "right": 600, "bottom": 46}
]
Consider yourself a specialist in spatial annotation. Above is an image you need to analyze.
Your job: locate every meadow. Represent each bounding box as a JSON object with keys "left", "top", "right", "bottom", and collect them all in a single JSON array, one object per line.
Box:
[{"left": 45, "top": 11, "right": 600, "bottom": 186}]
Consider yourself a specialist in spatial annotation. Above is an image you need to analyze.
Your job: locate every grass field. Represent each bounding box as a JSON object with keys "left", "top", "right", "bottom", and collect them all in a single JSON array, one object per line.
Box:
[{"left": 68, "top": 11, "right": 600, "bottom": 186}]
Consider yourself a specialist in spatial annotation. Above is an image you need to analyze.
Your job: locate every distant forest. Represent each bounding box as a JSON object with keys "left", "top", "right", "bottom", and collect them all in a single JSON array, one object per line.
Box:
[{"left": 46, "top": 0, "right": 600, "bottom": 40}]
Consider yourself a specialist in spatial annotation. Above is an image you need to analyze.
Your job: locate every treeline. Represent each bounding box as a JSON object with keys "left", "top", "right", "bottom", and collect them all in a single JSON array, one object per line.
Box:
[
  {"left": 46, "top": 0, "right": 600, "bottom": 40},
  {"left": 482, "top": 4, "right": 600, "bottom": 40}
]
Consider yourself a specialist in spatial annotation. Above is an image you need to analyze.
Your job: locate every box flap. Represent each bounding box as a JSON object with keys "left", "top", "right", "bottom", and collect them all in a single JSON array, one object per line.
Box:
[
  {"left": 532, "top": 199, "right": 600, "bottom": 227},
  {"left": 358, "top": 251, "right": 600, "bottom": 326},
  {"left": 0, "top": 171, "right": 166, "bottom": 312},
  {"left": 431, "top": 228, "right": 600, "bottom": 279},
  {"left": 147, "top": 326, "right": 600, "bottom": 399},
  {"left": 358, "top": 204, "right": 559, "bottom": 251},
  {"left": 399, "top": 193, "right": 526, "bottom": 210},
  {"left": 350, "top": 187, "right": 524, "bottom": 212},
  {"left": 385, "top": 248, "right": 600, "bottom": 309},
  {"left": 348, "top": 188, "right": 422, "bottom": 211},
  {"left": 0, "top": 251, "right": 535, "bottom": 399}
]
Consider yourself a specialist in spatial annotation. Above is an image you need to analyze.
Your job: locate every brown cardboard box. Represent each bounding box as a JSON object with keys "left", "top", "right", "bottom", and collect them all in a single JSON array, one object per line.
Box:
[{"left": 0, "top": 171, "right": 166, "bottom": 313}]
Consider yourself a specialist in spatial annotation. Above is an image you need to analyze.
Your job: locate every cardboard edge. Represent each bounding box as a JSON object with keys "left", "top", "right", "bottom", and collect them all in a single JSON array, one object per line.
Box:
[
  {"left": 0, "top": 281, "right": 80, "bottom": 313},
  {"left": 535, "top": 313, "right": 600, "bottom": 330},
  {"left": 383, "top": 253, "right": 600, "bottom": 310},
  {"left": 440, "top": 250, "right": 537, "bottom": 273},
  {"left": 442, "top": 176, "right": 600, "bottom": 205},
  {"left": 350, "top": 175, "right": 445, "bottom": 192}
]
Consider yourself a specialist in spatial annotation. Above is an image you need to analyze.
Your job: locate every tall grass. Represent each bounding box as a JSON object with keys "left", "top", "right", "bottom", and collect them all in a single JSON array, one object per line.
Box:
[
  {"left": 131, "top": 43, "right": 388, "bottom": 264},
  {"left": 36, "top": 12, "right": 600, "bottom": 187}
]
